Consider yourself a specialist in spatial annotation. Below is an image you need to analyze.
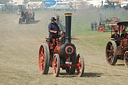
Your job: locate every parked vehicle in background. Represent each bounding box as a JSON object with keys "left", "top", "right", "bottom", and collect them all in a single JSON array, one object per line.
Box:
[
  {"left": 103, "top": 1, "right": 120, "bottom": 9},
  {"left": 120, "top": 1, "right": 128, "bottom": 10},
  {"left": 19, "top": 11, "right": 35, "bottom": 24},
  {"left": 120, "top": 1, "right": 128, "bottom": 8},
  {"left": 0, "top": 4, "right": 4, "bottom": 11},
  {"left": 0, "top": 4, "right": 4, "bottom": 8},
  {"left": 26, "top": 1, "right": 42, "bottom": 10},
  {"left": 97, "top": 17, "right": 122, "bottom": 32},
  {"left": 53, "top": 2, "right": 73, "bottom": 11},
  {"left": 86, "top": 0, "right": 101, "bottom": 8}
]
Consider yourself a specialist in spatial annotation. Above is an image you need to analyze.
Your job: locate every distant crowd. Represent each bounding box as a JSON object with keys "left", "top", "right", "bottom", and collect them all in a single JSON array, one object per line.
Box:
[{"left": 0, "top": 4, "right": 18, "bottom": 13}]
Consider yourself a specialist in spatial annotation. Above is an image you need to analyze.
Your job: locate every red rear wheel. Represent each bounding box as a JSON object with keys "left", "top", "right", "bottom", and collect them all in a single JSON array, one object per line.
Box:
[
  {"left": 76, "top": 54, "right": 84, "bottom": 77},
  {"left": 124, "top": 51, "right": 128, "bottom": 67},
  {"left": 52, "top": 54, "right": 60, "bottom": 77},
  {"left": 39, "top": 43, "right": 49, "bottom": 74},
  {"left": 98, "top": 25, "right": 105, "bottom": 32},
  {"left": 110, "top": 17, "right": 118, "bottom": 22}
]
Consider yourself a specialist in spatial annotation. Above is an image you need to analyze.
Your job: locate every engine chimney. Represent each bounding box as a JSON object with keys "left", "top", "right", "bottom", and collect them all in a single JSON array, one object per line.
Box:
[{"left": 65, "top": 13, "right": 72, "bottom": 43}]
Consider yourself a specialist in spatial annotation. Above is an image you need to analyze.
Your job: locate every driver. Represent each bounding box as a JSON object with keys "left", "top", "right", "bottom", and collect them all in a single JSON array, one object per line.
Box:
[
  {"left": 48, "top": 17, "right": 62, "bottom": 44},
  {"left": 111, "top": 30, "right": 120, "bottom": 40},
  {"left": 111, "top": 30, "right": 120, "bottom": 46},
  {"left": 121, "top": 30, "right": 127, "bottom": 38}
]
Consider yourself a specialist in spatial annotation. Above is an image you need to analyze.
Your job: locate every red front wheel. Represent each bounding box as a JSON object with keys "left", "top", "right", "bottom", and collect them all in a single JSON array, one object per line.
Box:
[
  {"left": 76, "top": 54, "right": 85, "bottom": 77},
  {"left": 52, "top": 54, "right": 60, "bottom": 77}
]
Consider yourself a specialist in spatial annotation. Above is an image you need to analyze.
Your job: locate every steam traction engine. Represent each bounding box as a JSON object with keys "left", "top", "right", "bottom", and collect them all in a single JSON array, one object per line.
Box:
[
  {"left": 97, "top": 12, "right": 124, "bottom": 32},
  {"left": 38, "top": 13, "right": 85, "bottom": 77},
  {"left": 106, "top": 22, "right": 128, "bottom": 67},
  {"left": 19, "top": 11, "right": 35, "bottom": 24},
  {"left": 98, "top": 17, "right": 123, "bottom": 32}
]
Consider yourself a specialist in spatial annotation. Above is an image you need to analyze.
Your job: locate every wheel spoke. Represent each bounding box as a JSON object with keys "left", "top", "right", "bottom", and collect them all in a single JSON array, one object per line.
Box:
[
  {"left": 110, "top": 56, "right": 113, "bottom": 61},
  {"left": 109, "top": 43, "right": 112, "bottom": 47},
  {"left": 110, "top": 45, "right": 113, "bottom": 49},
  {"left": 77, "top": 67, "right": 80, "bottom": 74},
  {"left": 77, "top": 57, "right": 82, "bottom": 75},
  {"left": 53, "top": 56, "right": 57, "bottom": 74},
  {"left": 125, "top": 57, "right": 128, "bottom": 61},
  {"left": 107, "top": 50, "right": 110, "bottom": 52},
  {"left": 77, "top": 63, "right": 82, "bottom": 75},
  {"left": 107, "top": 49, "right": 113, "bottom": 52},
  {"left": 108, "top": 56, "right": 112, "bottom": 60},
  {"left": 108, "top": 49, "right": 114, "bottom": 57}
]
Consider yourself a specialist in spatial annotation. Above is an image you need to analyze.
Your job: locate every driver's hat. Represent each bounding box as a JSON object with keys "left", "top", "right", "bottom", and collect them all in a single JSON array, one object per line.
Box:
[{"left": 50, "top": 17, "right": 56, "bottom": 20}]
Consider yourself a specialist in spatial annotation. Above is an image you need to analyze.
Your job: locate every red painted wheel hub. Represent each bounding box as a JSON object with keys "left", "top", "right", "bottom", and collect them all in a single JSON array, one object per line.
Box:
[{"left": 98, "top": 25, "right": 105, "bottom": 32}]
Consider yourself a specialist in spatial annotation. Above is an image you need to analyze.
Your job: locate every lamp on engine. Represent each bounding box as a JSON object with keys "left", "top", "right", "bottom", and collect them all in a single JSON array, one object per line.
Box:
[{"left": 38, "top": 13, "right": 85, "bottom": 77}]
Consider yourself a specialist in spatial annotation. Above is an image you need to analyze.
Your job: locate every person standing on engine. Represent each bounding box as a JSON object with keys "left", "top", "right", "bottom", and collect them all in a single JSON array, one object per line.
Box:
[
  {"left": 121, "top": 30, "right": 127, "bottom": 38},
  {"left": 56, "top": 15, "right": 65, "bottom": 32},
  {"left": 48, "top": 17, "right": 62, "bottom": 44}
]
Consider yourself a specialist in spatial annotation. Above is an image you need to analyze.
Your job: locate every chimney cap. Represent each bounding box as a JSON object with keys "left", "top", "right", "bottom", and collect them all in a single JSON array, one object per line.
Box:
[{"left": 65, "top": 13, "right": 72, "bottom": 16}]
